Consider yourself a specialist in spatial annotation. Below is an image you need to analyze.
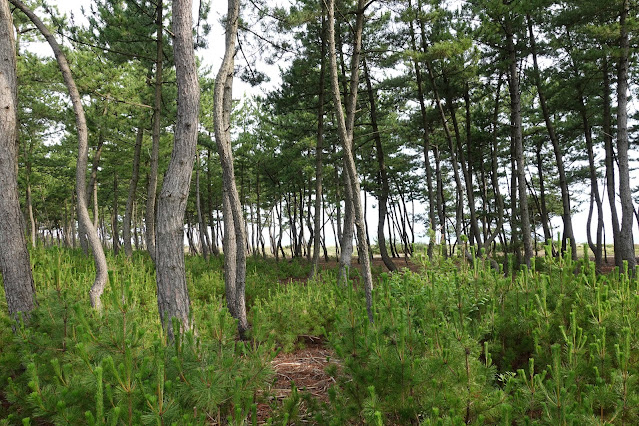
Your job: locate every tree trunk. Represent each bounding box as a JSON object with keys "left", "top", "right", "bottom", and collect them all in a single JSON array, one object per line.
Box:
[
  {"left": 311, "top": 15, "right": 326, "bottom": 276},
  {"left": 112, "top": 172, "right": 119, "bottom": 255},
  {"left": 207, "top": 149, "right": 220, "bottom": 256},
  {"left": 155, "top": 0, "right": 198, "bottom": 339},
  {"left": 0, "top": 0, "right": 36, "bottom": 322},
  {"left": 615, "top": 0, "right": 636, "bottom": 271},
  {"left": 484, "top": 75, "right": 505, "bottom": 256},
  {"left": 409, "top": 0, "right": 437, "bottom": 258},
  {"left": 123, "top": 127, "right": 143, "bottom": 257},
  {"left": 602, "top": 57, "right": 622, "bottom": 267},
  {"left": 535, "top": 140, "right": 552, "bottom": 244},
  {"left": 11, "top": 0, "right": 109, "bottom": 308},
  {"left": 505, "top": 16, "right": 533, "bottom": 268},
  {"left": 25, "top": 138, "right": 37, "bottom": 248},
  {"left": 196, "top": 150, "right": 209, "bottom": 260},
  {"left": 425, "top": 62, "right": 464, "bottom": 246},
  {"left": 527, "top": 16, "right": 576, "bottom": 259},
  {"left": 214, "top": 0, "right": 249, "bottom": 338},
  {"left": 327, "top": 0, "right": 373, "bottom": 322},
  {"left": 146, "top": 0, "right": 164, "bottom": 264},
  {"left": 363, "top": 58, "right": 396, "bottom": 271}
]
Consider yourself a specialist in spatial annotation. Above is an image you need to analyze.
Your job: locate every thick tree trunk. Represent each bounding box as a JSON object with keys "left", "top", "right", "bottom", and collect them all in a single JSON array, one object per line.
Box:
[
  {"left": 214, "top": 0, "right": 249, "bottom": 337},
  {"left": 10, "top": 0, "right": 109, "bottom": 308},
  {"left": 327, "top": 0, "right": 373, "bottom": 322},
  {"left": 0, "top": 0, "right": 36, "bottom": 322},
  {"left": 527, "top": 16, "right": 576, "bottom": 259},
  {"left": 363, "top": 58, "right": 396, "bottom": 272},
  {"left": 615, "top": 0, "right": 636, "bottom": 271},
  {"left": 155, "top": 0, "right": 199, "bottom": 339},
  {"left": 146, "top": 0, "right": 164, "bottom": 264},
  {"left": 123, "top": 127, "right": 143, "bottom": 257}
]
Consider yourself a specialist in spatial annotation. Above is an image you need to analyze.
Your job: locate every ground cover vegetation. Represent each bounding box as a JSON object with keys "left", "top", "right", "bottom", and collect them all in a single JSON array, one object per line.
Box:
[
  {"left": 1, "top": 0, "right": 639, "bottom": 423},
  {"left": 2, "top": 246, "right": 639, "bottom": 424}
]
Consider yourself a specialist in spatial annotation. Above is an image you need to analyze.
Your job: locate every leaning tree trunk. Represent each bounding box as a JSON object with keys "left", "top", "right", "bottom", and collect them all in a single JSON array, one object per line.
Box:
[
  {"left": 327, "top": 0, "right": 374, "bottom": 323},
  {"left": 155, "top": 0, "right": 199, "bottom": 339},
  {"left": 123, "top": 127, "right": 143, "bottom": 257},
  {"left": 10, "top": 0, "right": 109, "bottom": 309},
  {"left": 0, "top": 0, "right": 36, "bottom": 323},
  {"left": 214, "top": 0, "right": 249, "bottom": 338},
  {"left": 527, "top": 16, "right": 576, "bottom": 260},
  {"left": 146, "top": 0, "right": 164, "bottom": 264},
  {"left": 615, "top": 0, "right": 636, "bottom": 271}
]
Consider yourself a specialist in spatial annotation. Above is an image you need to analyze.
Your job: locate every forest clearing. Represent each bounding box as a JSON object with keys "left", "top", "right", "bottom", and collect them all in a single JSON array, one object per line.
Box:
[{"left": 2, "top": 0, "right": 639, "bottom": 423}]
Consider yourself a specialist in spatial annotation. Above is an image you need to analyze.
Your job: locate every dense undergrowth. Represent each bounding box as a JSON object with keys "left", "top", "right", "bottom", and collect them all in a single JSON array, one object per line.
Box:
[{"left": 1, "top": 245, "right": 638, "bottom": 424}]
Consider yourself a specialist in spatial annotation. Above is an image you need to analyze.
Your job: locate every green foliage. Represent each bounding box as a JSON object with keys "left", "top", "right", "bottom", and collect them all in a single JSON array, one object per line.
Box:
[
  {"left": 4, "top": 245, "right": 639, "bottom": 424},
  {"left": 0, "top": 248, "right": 272, "bottom": 425},
  {"left": 251, "top": 274, "right": 338, "bottom": 352}
]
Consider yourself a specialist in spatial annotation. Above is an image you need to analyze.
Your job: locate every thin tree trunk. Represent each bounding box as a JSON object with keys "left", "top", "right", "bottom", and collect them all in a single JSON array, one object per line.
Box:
[
  {"left": 214, "top": 0, "right": 249, "bottom": 337},
  {"left": 535, "top": 140, "right": 552, "bottom": 244},
  {"left": 311, "top": 15, "right": 326, "bottom": 276},
  {"left": 25, "top": 139, "right": 36, "bottom": 248},
  {"left": 155, "top": 0, "right": 198, "bottom": 339},
  {"left": 146, "top": 0, "right": 164, "bottom": 264},
  {"left": 602, "top": 57, "right": 622, "bottom": 267},
  {"left": 123, "top": 127, "right": 143, "bottom": 257},
  {"left": 11, "top": 0, "right": 108, "bottom": 308},
  {"left": 327, "top": 0, "right": 373, "bottom": 322},
  {"left": 410, "top": 0, "right": 437, "bottom": 258},
  {"left": 0, "top": 0, "right": 36, "bottom": 322},
  {"left": 527, "top": 16, "right": 576, "bottom": 259},
  {"left": 196, "top": 150, "right": 209, "bottom": 260},
  {"left": 506, "top": 16, "right": 533, "bottom": 268},
  {"left": 112, "top": 171, "right": 119, "bottom": 255},
  {"left": 363, "top": 58, "right": 396, "bottom": 271}
]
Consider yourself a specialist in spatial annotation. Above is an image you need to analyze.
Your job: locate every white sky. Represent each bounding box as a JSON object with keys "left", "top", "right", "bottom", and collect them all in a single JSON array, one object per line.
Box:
[{"left": 20, "top": 0, "right": 639, "bottom": 248}]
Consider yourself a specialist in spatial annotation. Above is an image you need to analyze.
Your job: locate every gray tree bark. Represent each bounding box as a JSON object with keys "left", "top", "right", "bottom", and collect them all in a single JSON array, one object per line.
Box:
[
  {"left": 527, "top": 16, "right": 576, "bottom": 260},
  {"left": 327, "top": 0, "right": 374, "bottom": 322},
  {"left": 602, "top": 58, "right": 622, "bottom": 267},
  {"left": 214, "top": 0, "right": 249, "bottom": 337},
  {"left": 146, "top": 0, "right": 164, "bottom": 264},
  {"left": 123, "top": 127, "right": 143, "bottom": 257},
  {"left": 310, "top": 9, "right": 326, "bottom": 278},
  {"left": 615, "top": 0, "right": 636, "bottom": 271},
  {"left": 10, "top": 0, "right": 109, "bottom": 308},
  {"left": 0, "top": 0, "right": 36, "bottom": 322},
  {"left": 363, "top": 58, "right": 396, "bottom": 272},
  {"left": 195, "top": 149, "right": 210, "bottom": 260},
  {"left": 155, "top": 0, "right": 199, "bottom": 339},
  {"left": 505, "top": 15, "right": 533, "bottom": 268}
]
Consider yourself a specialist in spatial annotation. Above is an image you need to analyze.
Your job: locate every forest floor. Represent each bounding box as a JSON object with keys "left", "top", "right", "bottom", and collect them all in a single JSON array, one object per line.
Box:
[{"left": 256, "top": 338, "right": 336, "bottom": 423}]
